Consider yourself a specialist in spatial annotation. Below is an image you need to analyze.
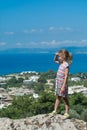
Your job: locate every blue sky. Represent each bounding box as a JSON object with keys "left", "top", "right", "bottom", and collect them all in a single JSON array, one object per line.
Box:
[{"left": 0, "top": 0, "right": 87, "bottom": 50}]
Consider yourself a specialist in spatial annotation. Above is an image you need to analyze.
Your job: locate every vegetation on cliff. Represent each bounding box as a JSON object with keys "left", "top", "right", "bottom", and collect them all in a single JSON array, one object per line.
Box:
[{"left": 0, "top": 92, "right": 87, "bottom": 121}]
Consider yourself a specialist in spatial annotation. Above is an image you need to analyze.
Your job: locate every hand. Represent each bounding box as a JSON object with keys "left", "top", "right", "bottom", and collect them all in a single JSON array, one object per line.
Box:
[
  {"left": 55, "top": 52, "right": 59, "bottom": 56},
  {"left": 60, "top": 87, "right": 65, "bottom": 94}
]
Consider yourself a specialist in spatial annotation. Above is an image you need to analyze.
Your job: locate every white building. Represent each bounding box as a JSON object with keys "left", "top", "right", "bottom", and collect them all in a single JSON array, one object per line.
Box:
[
  {"left": 23, "top": 75, "right": 39, "bottom": 84},
  {"left": 69, "top": 85, "right": 87, "bottom": 95},
  {"left": 71, "top": 77, "right": 81, "bottom": 82},
  {"left": 20, "top": 71, "right": 38, "bottom": 75},
  {"left": 33, "top": 93, "right": 39, "bottom": 99},
  {"left": 0, "top": 76, "right": 11, "bottom": 82}
]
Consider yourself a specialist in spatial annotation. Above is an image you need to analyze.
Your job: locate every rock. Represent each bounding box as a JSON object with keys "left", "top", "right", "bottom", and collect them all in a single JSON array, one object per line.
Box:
[{"left": 0, "top": 114, "right": 86, "bottom": 130}]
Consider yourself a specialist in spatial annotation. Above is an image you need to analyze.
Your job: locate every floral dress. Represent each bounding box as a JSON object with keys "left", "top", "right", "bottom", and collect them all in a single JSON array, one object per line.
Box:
[{"left": 55, "top": 62, "right": 69, "bottom": 97}]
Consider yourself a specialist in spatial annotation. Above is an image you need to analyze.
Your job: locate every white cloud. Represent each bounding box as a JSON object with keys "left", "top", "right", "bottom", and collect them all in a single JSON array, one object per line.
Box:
[
  {"left": 58, "top": 40, "right": 77, "bottom": 44},
  {"left": 76, "top": 39, "right": 87, "bottom": 46},
  {"left": 50, "top": 40, "right": 57, "bottom": 45},
  {"left": 23, "top": 28, "right": 44, "bottom": 34},
  {"left": 23, "top": 29, "right": 36, "bottom": 33},
  {"left": 31, "top": 39, "right": 87, "bottom": 48},
  {"left": 40, "top": 40, "right": 57, "bottom": 46},
  {"left": 29, "top": 40, "right": 61, "bottom": 48},
  {"left": 41, "top": 41, "right": 49, "bottom": 45},
  {"left": 56, "top": 40, "right": 87, "bottom": 47},
  {"left": 11, "top": 39, "right": 87, "bottom": 49},
  {"left": 63, "top": 27, "right": 73, "bottom": 32},
  {"left": 23, "top": 30, "right": 29, "bottom": 33},
  {"left": 4, "top": 32, "right": 15, "bottom": 35},
  {"left": 31, "top": 29, "right": 36, "bottom": 33},
  {"left": 49, "top": 26, "right": 56, "bottom": 31},
  {"left": 0, "top": 42, "right": 6, "bottom": 46},
  {"left": 49, "top": 26, "right": 74, "bottom": 32},
  {"left": 24, "top": 28, "right": 36, "bottom": 33},
  {"left": 80, "top": 40, "right": 87, "bottom": 43},
  {"left": 16, "top": 42, "right": 23, "bottom": 46},
  {"left": 23, "top": 27, "right": 74, "bottom": 34}
]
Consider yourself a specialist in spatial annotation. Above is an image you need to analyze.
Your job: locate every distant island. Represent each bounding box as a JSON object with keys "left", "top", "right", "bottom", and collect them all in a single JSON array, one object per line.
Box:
[{"left": 0, "top": 46, "right": 87, "bottom": 54}]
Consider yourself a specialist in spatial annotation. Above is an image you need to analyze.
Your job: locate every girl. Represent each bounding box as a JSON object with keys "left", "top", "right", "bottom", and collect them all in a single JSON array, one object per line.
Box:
[{"left": 51, "top": 49, "right": 72, "bottom": 119}]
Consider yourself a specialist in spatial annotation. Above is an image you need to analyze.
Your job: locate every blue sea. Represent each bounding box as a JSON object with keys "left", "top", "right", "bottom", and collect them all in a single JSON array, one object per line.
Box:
[{"left": 0, "top": 53, "right": 87, "bottom": 75}]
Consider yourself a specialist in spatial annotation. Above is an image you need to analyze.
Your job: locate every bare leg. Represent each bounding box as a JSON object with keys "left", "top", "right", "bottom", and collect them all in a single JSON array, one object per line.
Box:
[
  {"left": 54, "top": 96, "right": 61, "bottom": 112},
  {"left": 62, "top": 97, "right": 69, "bottom": 113}
]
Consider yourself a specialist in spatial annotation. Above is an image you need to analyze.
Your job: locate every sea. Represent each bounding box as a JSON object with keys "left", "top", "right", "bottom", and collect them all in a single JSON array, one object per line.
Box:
[{"left": 0, "top": 53, "right": 87, "bottom": 75}]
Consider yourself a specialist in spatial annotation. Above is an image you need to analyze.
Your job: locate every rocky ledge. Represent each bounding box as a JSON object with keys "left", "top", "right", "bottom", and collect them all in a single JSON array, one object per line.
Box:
[{"left": 0, "top": 114, "right": 86, "bottom": 130}]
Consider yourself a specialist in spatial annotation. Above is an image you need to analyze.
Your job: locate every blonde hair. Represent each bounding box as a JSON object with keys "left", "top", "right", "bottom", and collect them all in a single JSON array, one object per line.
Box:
[{"left": 58, "top": 49, "right": 72, "bottom": 64}]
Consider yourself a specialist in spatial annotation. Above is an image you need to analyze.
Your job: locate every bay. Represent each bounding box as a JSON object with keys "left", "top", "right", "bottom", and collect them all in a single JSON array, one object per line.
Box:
[{"left": 0, "top": 53, "right": 87, "bottom": 75}]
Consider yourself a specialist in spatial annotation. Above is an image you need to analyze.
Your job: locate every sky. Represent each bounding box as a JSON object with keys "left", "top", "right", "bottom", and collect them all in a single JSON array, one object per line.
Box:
[{"left": 0, "top": 0, "right": 87, "bottom": 50}]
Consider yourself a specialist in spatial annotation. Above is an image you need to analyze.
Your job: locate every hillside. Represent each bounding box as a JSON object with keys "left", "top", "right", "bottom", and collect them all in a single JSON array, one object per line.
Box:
[{"left": 0, "top": 114, "right": 86, "bottom": 130}]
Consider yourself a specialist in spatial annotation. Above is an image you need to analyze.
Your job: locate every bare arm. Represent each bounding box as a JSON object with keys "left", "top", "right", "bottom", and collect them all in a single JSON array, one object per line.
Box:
[{"left": 54, "top": 53, "right": 60, "bottom": 64}]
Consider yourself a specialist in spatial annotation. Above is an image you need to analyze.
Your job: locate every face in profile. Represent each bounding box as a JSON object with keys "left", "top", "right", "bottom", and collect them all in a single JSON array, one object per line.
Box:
[{"left": 59, "top": 53, "right": 65, "bottom": 62}]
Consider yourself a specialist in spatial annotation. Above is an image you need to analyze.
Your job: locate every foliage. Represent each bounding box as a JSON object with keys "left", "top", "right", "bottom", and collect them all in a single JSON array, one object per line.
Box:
[
  {"left": 0, "top": 92, "right": 87, "bottom": 121},
  {"left": 38, "top": 77, "right": 46, "bottom": 83},
  {"left": 69, "top": 109, "right": 80, "bottom": 119},
  {"left": 68, "top": 79, "right": 85, "bottom": 86},
  {"left": 39, "top": 70, "right": 56, "bottom": 79},
  {"left": 0, "top": 92, "right": 55, "bottom": 119},
  {"left": 6, "top": 77, "right": 23, "bottom": 87},
  {"left": 69, "top": 93, "right": 87, "bottom": 107},
  {"left": 81, "top": 109, "right": 87, "bottom": 122},
  {"left": 0, "top": 95, "right": 34, "bottom": 119},
  {"left": 69, "top": 93, "right": 87, "bottom": 121},
  {"left": 34, "top": 83, "right": 45, "bottom": 94}
]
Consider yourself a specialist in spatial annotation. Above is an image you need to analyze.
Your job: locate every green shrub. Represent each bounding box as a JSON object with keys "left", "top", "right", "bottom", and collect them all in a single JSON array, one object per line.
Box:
[
  {"left": 69, "top": 109, "right": 80, "bottom": 119},
  {"left": 81, "top": 109, "right": 87, "bottom": 122}
]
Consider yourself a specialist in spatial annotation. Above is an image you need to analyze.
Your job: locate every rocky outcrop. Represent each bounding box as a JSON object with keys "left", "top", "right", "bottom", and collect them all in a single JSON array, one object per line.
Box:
[{"left": 0, "top": 114, "right": 86, "bottom": 130}]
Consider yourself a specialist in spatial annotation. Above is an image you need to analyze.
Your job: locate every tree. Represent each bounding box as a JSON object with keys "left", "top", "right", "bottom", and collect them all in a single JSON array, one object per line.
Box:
[
  {"left": 69, "top": 109, "right": 80, "bottom": 119},
  {"left": 6, "top": 77, "right": 23, "bottom": 87},
  {"left": 38, "top": 77, "right": 46, "bottom": 83},
  {"left": 81, "top": 109, "right": 87, "bottom": 122}
]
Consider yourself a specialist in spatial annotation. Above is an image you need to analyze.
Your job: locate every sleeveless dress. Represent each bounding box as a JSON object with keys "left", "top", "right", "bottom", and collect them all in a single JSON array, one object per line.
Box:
[{"left": 55, "top": 62, "right": 69, "bottom": 97}]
